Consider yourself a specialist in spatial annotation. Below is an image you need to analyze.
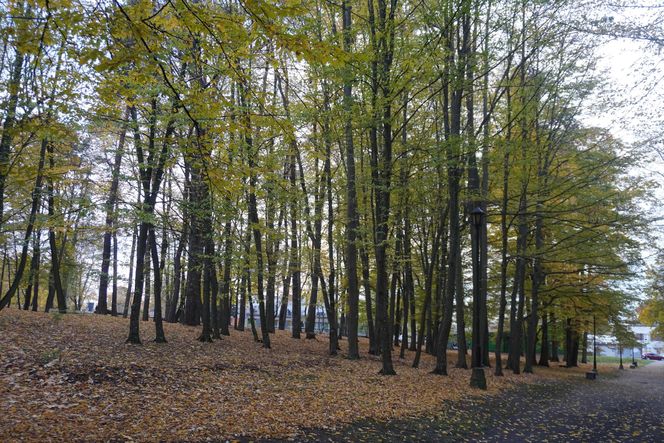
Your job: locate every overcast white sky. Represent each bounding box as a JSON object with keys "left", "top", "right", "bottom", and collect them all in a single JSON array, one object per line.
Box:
[{"left": 580, "top": 17, "right": 664, "bottom": 269}]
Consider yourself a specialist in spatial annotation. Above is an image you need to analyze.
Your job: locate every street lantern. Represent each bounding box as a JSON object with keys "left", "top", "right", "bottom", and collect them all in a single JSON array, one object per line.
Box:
[
  {"left": 469, "top": 206, "right": 487, "bottom": 390},
  {"left": 471, "top": 207, "right": 484, "bottom": 228},
  {"left": 630, "top": 343, "right": 638, "bottom": 368},
  {"left": 586, "top": 315, "right": 598, "bottom": 379},
  {"left": 593, "top": 315, "right": 597, "bottom": 373}
]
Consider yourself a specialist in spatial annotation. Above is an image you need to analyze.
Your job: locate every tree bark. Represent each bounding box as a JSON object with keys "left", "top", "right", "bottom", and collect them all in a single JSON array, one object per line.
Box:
[
  {"left": 550, "top": 314, "right": 560, "bottom": 362},
  {"left": 342, "top": 0, "right": 359, "bottom": 359},
  {"left": 240, "top": 79, "right": 270, "bottom": 348},
  {"left": 22, "top": 231, "right": 40, "bottom": 311},
  {"left": 455, "top": 245, "right": 468, "bottom": 369},
  {"left": 97, "top": 110, "right": 128, "bottom": 315},
  {"left": 111, "top": 229, "right": 118, "bottom": 316},
  {"left": 142, "top": 248, "right": 151, "bottom": 321},
  {"left": 581, "top": 330, "right": 588, "bottom": 364},
  {"left": 149, "top": 228, "right": 166, "bottom": 342},
  {"left": 433, "top": 1, "right": 470, "bottom": 375},
  {"left": 360, "top": 243, "right": 376, "bottom": 354},
  {"left": 183, "top": 164, "right": 204, "bottom": 327},
  {"left": 219, "top": 218, "right": 233, "bottom": 336},
  {"left": 538, "top": 312, "right": 550, "bottom": 366},
  {"left": 123, "top": 225, "right": 137, "bottom": 318},
  {"left": 46, "top": 143, "right": 66, "bottom": 313},
  {"left": 126, "top": 102, "right": 173, "bottom": 343},
  {"left": 0, "top": 137, "right": 47, "bottom": 310},
  {"left": 0, "top": 44, "right": 24, "bottom": 225}
]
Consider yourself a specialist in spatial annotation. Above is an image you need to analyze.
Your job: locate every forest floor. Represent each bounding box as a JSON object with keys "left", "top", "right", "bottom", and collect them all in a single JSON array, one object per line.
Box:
[{"left": 0, "top": 309, "right": 621, "bottom": 442}]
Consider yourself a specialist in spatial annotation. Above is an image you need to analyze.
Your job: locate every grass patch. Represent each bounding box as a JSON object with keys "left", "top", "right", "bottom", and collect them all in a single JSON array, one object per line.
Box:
[
  {"left": 593, "top": 355, "right": 653, "bottom": 366},
  {"left": 38, "top": 348, "right": 62, "bottom": 366}
]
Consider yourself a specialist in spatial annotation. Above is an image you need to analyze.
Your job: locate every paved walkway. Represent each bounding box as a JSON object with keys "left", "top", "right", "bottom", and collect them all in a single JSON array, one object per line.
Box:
[{"left": 270, "top": 362, "right": 664, "bottom": 442}]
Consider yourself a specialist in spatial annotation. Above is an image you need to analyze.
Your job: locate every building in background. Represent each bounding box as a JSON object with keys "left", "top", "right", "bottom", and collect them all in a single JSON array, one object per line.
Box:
[{"left": 595, "top": 324, "right": 664, "bottom": 358}]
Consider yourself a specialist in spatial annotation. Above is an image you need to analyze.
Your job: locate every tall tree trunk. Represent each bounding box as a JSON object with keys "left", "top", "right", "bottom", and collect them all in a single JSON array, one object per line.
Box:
[
  {"left": 45, "top": 265, "right": 55, "bottom": 312},
  {"left": 508, "top": 0, "right": 529, "bottom": 376},
  {"left": 342, "top": 0, "right": 359, "bottom": 358},
  {"left": 47, "top": 143, "right": 66, "bottom": 313},
  {"left": 455, "top": 246, "right": 468, "bottom": 369},
  {"left": 278, "top": 269, "right": 289, "bottom": 330},
  {"left": 568, "top": 326, "right": 579, "bottom": 367},
  {"left": 0, "top": 45, "right": 24, "bottom": 225},
  {"left": 412, "top": 276, "right": 432, "bottom": 368},
  {"left": 0, "top": 137, "right": 47, "bottom": 310},
  {"left": 494, "top": 7, "right": 517, "bottom": 376},
  {"left": 30, "top": 233, "right": 40, "bottom": 312},
  {"left": 210, "top": 238, "right": 221, "bottom": 340},
  {"left": 142, "top": 248, "right": 151, "bottom": 321},
  {"left": 509, "top": 141, "right": 529, "bottom": 374},
  {"left": 97, "top": 111, "right": 128, "bottom": 315},
  {"left": 238, "top": 231, "right": 248, "bottom": 332},
  {"left": 240, "top": 80, "right": 271, "bottom": 348},
  {"left": 393, "top": 280, "right": 401, "bottom": 347},
  {"left": 399, "top": 246, "right": 410, "bottom": 359},
  {"left": 414, "top": 209, "right": 446, "bottom": 368},
  {"left": 149, "top": 228, "right": 166, "bottom": 342},
  {"left": 111, "top": 229, "right": 118, "bottom": 316},
  {"left": 538, "top": 312, "right": 550, "bottom": 366},
  {"left": 128, "top": 220, "right": 149, "bottom": 343},
  {"left": 323, "top": 85, "right": 338, "bottom": 355},
  {"left": 550, "top": 314, "right": 560, "bottom": 362},
  {"left": 219, "top": 218, "right": 233, "bottom": 336},
  {"left": 126, "top": 102, "right": 173, "bottom": 343},
  {"left": 366, "top": 0, "right": 398, "bottom": 376},
  {"left": 166, "top": 228, "right": 185, "bottom": 323},
  {"left": 494, "top": 109, "right": 511, "bottom": 376},
  {"left": 184, "top": 165, "right": 204, "bottom": 327},
  {"left": 479, "top": 0, "right": 493, "bottom": 370},
  {"left": 248, "top": 292, "right": 260, "bottom": 342},
  {"left": 265, "top": 206, "right": 279, "bottom": 334},
  {"left": 0, "top": 251, "right": 5, "bottom": 302},
  {"left": 525, "top": 203, "right": 543, "bottom": 373},
  {"left": 124, "top": 225, "right": 137, "bottom": 319},
  {"left": 581, "top": 330, "right": 588, "bottom": 364},
  {"left": 360, "top": 243, "right": 376, "bottom": 354},
  {"left": 305, "top": 155, "right": 324, "bottom": 340},
  {"left": 465, "top": 0, "right": 486, "bottom": 371},
  {"left": 434, "top": 2, "right": 470, "bottom": 375},
  {"left": 404, "top": 213, "right": 416, "bottom": 352},
  {"left": 564, "top": 318, "right": 579, "bottom": 367},
  {"left": 23, "top": 231, "right": 40, "bottom": 310},
  {"left": 198, "top": 232, "right": 213, "bottom": 343},
  {"left": 288, "top": 152, "right": 301, "bottom": 340}
]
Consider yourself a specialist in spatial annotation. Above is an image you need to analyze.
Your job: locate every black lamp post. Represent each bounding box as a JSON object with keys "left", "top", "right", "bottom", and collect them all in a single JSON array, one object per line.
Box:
[
  {"left": 470, "top": 207, "right": 487, "bottom": 390},
  {"left": 593, "top": 315, "right": 597, "bottom": 373},
  {"left": 585, "top": 314, "right": 598, "bottom": 380},
  {"left": 631, "top": 343, "right": 637, "bottom": 368}
]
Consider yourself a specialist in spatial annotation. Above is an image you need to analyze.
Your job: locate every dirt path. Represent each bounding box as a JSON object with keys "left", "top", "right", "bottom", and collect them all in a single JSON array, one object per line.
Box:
[{"left": 273, "top": 362, "right": 664, "bottom": 442}]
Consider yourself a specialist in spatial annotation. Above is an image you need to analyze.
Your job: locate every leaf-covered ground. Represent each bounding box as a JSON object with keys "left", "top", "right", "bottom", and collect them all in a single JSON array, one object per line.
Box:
[
  {"left": 0, "top": 309, "right": 614, "bottom": 442},
  {"left": 294, "top": 360, "right": 664, "bottom": 442}
]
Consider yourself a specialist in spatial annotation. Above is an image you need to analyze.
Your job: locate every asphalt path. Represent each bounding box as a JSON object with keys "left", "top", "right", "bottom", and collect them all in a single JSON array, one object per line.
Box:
[{"left": 261, "top": 362, "right": 664, "bottom": 442}]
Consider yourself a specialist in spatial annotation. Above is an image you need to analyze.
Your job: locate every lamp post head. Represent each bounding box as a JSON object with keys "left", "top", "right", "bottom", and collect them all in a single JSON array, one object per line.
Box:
[{"left": 471, "top": 206, "right": 485, "bottom": 228}]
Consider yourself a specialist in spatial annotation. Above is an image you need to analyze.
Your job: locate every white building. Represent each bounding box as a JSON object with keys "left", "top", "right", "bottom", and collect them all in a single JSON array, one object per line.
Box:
[
  {"left": 632, "top": 325, "right": 664, "bottom": 355},
  {"left": 595, "top": 324, "right": 664, "bottom": 358}
]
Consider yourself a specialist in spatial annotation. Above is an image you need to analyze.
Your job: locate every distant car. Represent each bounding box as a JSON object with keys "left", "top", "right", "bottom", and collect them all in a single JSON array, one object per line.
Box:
[{"left": 641, "top": 353, "right": 664, "bottom": 361}]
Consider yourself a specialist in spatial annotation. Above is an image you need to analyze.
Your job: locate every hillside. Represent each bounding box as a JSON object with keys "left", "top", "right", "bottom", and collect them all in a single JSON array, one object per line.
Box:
[{"left": 0, "top": 309, "right": 602, "bottom": 441}]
